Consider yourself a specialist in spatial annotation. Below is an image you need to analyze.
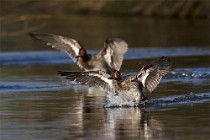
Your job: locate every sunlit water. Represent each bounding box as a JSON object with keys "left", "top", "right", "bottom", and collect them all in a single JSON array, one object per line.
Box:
[{"left": 0, "top": 14, "right": 209, "bottom": 140}]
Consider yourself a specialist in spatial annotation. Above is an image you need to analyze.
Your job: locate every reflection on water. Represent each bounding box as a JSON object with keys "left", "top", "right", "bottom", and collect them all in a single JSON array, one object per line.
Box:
[
  {"left": 1, "top": 86, "right": 209, "bottom": 140},
  {"left": 104, "top": 108, "right": 164, "bottom": 139},
  {"left": 1, "top": 88, "right": 165, "bottom": 139}
]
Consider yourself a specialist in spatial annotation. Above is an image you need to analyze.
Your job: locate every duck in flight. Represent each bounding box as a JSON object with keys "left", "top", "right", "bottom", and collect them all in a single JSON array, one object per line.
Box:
[
  {"left": 58, "top": 56, "right": 171, "bottom": 107},
  {"left": 29, "top": 32, "right": 128, "bottom": 74}
]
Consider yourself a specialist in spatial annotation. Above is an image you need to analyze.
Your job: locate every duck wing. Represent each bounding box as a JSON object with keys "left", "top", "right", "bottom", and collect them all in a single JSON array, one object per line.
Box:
[
  {"left": 58, "top": 70, "right": 115, "bottom": 92},
  {"left": 99, "top": 38, "right": 128, "bottom": 71},
  {"left": 137, "top": 56, "right": 171, "bottom": 93},
  {"left": 29, "top": 32, "right": 85, "bottom": 69}
]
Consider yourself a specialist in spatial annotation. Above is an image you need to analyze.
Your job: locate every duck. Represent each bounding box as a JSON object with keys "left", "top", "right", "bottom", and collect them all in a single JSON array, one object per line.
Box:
[
  {"left": 58, "top": 56, "right": 171, "bottom": 107},
  {"left": 29, "top": 32, "right": 128, "bottom": 74}
]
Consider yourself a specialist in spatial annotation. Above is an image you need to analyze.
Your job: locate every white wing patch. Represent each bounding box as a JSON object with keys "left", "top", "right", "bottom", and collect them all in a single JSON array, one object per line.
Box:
[
  {"left": 60, "top": 36, "right": 80, "bottom": 56},
  {"left": 138, "top": 69, "right": 150, "bottom": 87},
  {"left": 102, "top": 38, "right": 128, "bottom": 71},
  {"left": 30, "top": 32, "right": 86, "bottom": 69},
  {"left": 89, "top": 72, "right": 113, "bottom": 87},
  {"left": 103, "top": 47, "right": 114, "bottom": 67}
]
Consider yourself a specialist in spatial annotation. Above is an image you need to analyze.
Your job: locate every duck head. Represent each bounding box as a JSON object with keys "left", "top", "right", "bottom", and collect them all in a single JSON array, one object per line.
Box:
[
  {"left": 79, "top": 48, "right": 89, "bottom": 62},
  {"left": 112, "top": 70, "right": 122, "bottom": 82}
]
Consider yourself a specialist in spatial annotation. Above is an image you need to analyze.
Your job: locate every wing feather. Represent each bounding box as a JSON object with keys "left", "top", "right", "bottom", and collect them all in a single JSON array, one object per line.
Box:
[
  {"left": 58, "top": 71, "right": 115, "bottom": 92},
  {"left": 145, "top": 56, "right": 171, "bottom": 92},
  {"left": 29, "top": 32, "right": 84, "bottom": 69},
  {"left": 100, "top": 38, "right": 128, "bottom": 71},
  {"left": 137, "top": 56, "right": 171, "bottom": 93}
]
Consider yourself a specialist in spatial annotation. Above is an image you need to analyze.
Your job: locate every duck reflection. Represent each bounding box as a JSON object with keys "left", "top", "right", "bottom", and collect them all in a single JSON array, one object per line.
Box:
[
  {"left": 103, "top": 108, "right": 163, "bottom": 139},
  {"left": 3, "top": 84, "right": 164, "bottom": 139},
  {"left": 60, "top": 87, "right": 164, "bottom": 139},
  {"left": 62, "top": 88, "right": 164, "bottom": 139}
]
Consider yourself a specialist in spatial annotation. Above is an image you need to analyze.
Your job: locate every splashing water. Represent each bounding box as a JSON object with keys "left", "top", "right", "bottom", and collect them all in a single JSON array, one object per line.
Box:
[
  {"left": 103, "top": 92, "right": 210, "bottom": 108},
  {"left": 103, "top": 92, "right": 138, "bottom": 108}
]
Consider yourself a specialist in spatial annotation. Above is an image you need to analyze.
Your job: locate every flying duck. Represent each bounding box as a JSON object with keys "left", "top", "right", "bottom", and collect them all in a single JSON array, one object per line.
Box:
[{"left": 29, "top": 32, "right": 128, "bottom": 74}]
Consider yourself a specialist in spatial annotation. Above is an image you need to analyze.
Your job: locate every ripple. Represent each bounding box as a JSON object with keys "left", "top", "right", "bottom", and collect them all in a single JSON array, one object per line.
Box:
[
  {"left": 0, "top": 47, "right": 209, "bottom": 66},
  {"left": 126, "top": 47, "right": 210, "bottom": 59},
  {"left": 166, "top": 68, "right": 210, "bottom": 79},
  {"left": 0, "top": 51, "right": 71, "bottom": 66},
  {"left": 143, "top": 92, "right": 210, "bottom": 108},
  {"left": 0, "top": 81, "right": 62, "bottom": 93},
  {"left": 104, "top": 92, "right": 210, "bottom": 108}
]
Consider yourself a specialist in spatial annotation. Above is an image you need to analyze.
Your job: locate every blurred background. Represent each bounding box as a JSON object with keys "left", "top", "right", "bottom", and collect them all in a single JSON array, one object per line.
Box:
[{"left": 0, "top": 0, "right": 209, "bottom": 52}]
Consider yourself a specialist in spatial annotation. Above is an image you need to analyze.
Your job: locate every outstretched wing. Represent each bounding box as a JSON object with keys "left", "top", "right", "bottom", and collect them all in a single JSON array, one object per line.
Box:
[
  {"left": 58, "top": 70, "right": 115, "bottom": 92},
  {"left": 138, "top": 56, "right": 171, "bottom": 93},
  {"left": 100, "top": 38, "right": 128, "bottom": 71},
  {"left": 29, "top": 32, "right": 85, "bottom": 69}
]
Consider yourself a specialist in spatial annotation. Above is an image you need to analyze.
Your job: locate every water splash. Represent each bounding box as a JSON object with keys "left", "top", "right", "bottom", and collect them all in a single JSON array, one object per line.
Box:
[
  {"left": 142, "top": 92, "right": 210, "bottom": 108},
  {"left": 103, "top": 92, "right": 210, "bottom": 108},
  {"left": 166, "top": 68, "right": 210, "bottom": 79},
  {"left": 103, "top": 92, "right": 138, "bottom": 108}
]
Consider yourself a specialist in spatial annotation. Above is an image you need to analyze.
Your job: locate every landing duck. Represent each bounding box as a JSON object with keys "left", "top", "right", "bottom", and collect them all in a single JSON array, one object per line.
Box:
[
  {"left": 29, "top": 32, "right": 128, "bottom": 74},
  {"left": 58, "top": 56, "right": 171, "bottom": 107}
]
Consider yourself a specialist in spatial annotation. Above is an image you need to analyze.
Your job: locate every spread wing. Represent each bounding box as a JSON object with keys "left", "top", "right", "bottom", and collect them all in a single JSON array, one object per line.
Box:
[
  {"left": 137, "top": 56, "right": 171, "bottom": 93},
  {"left": 58, "top": 70, "right": 115, "bottom": 92},
  {"left": 99, "top": 38, "right": 128, "bottom": 71},
  {"left": 29, "top": 32, "right": 85, "bottom": 69}
]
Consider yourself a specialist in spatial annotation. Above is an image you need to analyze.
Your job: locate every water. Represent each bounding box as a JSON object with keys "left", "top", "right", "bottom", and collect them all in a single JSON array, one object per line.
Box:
[{"left": 0, "top": 14, "right": 210, "bottom": 140}]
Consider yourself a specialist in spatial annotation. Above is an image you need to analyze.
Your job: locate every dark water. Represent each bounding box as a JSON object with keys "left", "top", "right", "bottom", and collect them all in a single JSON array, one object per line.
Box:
[{"left": 0, "top": 14, "right": 210, "bottom": 140}]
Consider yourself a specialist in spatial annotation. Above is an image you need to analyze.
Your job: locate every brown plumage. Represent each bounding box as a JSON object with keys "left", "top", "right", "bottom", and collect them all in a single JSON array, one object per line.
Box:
[
  {"left": 58, "top": 56, "right": 171, "bottom": 106},
  {"left": 29, "top": 32, "right": 128, "bottom": 74}
]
